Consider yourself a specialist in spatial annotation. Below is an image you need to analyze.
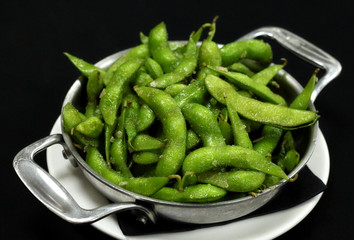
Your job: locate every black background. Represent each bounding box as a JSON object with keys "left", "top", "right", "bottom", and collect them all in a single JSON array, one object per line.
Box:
[{"left": 2, "top": 1, "right": 354, "bottom": 239}]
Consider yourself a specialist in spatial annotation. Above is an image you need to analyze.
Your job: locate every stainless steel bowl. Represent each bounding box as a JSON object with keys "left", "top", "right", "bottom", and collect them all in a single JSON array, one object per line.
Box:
[{"left": 13, "top": 26, "right": 341, "bottom": 225}]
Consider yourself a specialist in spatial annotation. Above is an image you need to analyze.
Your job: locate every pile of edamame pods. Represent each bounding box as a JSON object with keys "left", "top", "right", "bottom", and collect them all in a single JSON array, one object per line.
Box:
[{"left": 62, "top": 17, "right": 319, "bottom": 203}]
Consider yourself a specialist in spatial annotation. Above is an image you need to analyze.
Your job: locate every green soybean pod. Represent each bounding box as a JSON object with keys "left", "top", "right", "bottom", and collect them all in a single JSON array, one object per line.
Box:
[
  {"left": 103, "top": 44, "right": 150, "bottom": 86},
  {"left": 198, "top": 170, "right": 266, "bottom": 192},
  {"left": 277, "top": 149, "right": 300, "bottom": 173},
  {"left": 130, "top": 134, "right": 165, "bottom": 151},
  {"left": 62, "top": 102, "right": 86, "bottom": 133},
  {"left": 99, "top": 58, "right": 144, "bottom": 126},
  {"left": 205, "top": 75, "right": 318, "bottom": 129},
  {"left": 123, "top": 91, "right": 140, "bottom": 145},
  {"left": 74, "top": 116, "right": 104, "bottom": 139},
  {"left": 62, "top": 103, "right": 99, "bottom": 148},
  {"left": 174, "top": 79, "right": 210, "bottom": 108},
  {"left": 228, "top": 62, "right": 255, "bottom": 77},
  {"left": 220, "top": 39, "right": 273, "bottom": 67},
  {"left": 132, "top": 151, "right": 160, "bottom": 165},
  {"left": 164, "top": 83, "right": 187, "bottom": 97},
  {"left": 85, "top": 70, "right": 104, "bottom": 117},
  {"left": 253, "top": 126, "right": 283, "bottom": 157},
  {"left": 145, "top": 57, "right": 164, "bottom": 79},
  {"left": 133, "top": 70, "right": 154, "bottom": 87},
  {"left": 251, "top": 60, "right": 286, "bottom": 85},
  {"left": 186, "top": 129, "right": 200, "bottom": 151},
  {"left": 134, "top": 86, "right": 187, "bottom": 177},
  {"left": 86, "top": 147, "right": 168, "bottom": 196},
  {"left": 183, "top": 146, "right": 289, "bottom": 180},
  {"left": 253, "top": 69, "right": 319, "bottom": 157},
  {"left": 151, "top": 184, "right": 227, "bottom": 203},
  {"left": 110, "top": 104, "right": 132, "bottom": 178},
  {"left": 289, "top": 68, "right": 318, "bottom": 110},
  {"left": 225, "top": 95, "right": 253, "bottom": 149},
  {"left": 148, "top": 36, "right": 198, "bottom": 89},
  {"left": 218, "top": 117, "right": 233, "bottom": 145},
  {"left": 182, "top": 103, "right": 226, "bottom": 147},
  {"left": 64, "top": 52, "right": 106, "bottom": 78},
  {"left": 148, "top": 22, "right": 178, "bottom": 73},
  {"left": 136, "top": 104, "right": 155, "bottom": 132},
  {"left": 207, "top": 66, "right": 286, "bottom": 105}
]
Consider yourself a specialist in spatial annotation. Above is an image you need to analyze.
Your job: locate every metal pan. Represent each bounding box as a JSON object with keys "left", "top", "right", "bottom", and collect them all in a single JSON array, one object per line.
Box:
[{"left": 13, "top": 27, "right": 341, "bottom": 225}]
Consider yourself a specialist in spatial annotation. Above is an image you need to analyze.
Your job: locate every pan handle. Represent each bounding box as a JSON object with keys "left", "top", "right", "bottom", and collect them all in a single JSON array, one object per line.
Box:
[
  {"left": 237, "top": 26, "right": 342, "bottom": 102},
  {"left": 13, "top": 134, "right": 156, "bottom": 224}
]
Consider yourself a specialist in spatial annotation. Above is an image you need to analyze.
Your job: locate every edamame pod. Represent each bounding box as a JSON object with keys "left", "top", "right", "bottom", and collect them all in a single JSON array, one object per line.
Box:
[
  {"left": 110, "top": 104, "right": 132, "bottom": 178},
  {"left": 207, "top": 66, "right": 286, "bottom": 105},
  {"left": 132, "top": 151, "right": 160, "bottom": 165},
  {"left": 85, "top": 70, "right": 104, "bottom": 117},
  {"left": 64, "top": 52, "right": 106, "bottom": 78},
  {"left": 74, "top": 116, "right": 104, "bottom": 139},
  {"left": 99, "top": 58, "right": 144, "bottom": 126},
  {"left": 148, "top": 22, "right": 178, "bottom": 73},
  {"left": 174, "top": 79, "right": 209, "bottom": 108},
  {"left": 182, "top": 103, "right": 226, "bottom": 147},
  {"left": 86, "top": 147, "right": 168, "bottom": 196},
  {"left": 198, "top": 170, "right": 266, "bottom": 192},
  {"left": 164, "top": 83, "right": 187, "bottom": 97},
  {"left": 183, "top": 145, "right": 289, "bottom": 180},
  {"left": 251, "top": 60, "right": 286, "bottom": 85},
  {"left": 130, "top": 134, "right": 165, "bottom": 151},
  {"left": 151, "top": 184, "right": 227, "bottom": 203},
  {"left": 205, "top": 75, "right": 319, "bottom": 129},
  {"left": 103, "top": 44, "right": 149, "bottom": 85},
  {"left": 136, "top": 104, "right": 155, "bottom": 132},
  {"left": 134, "top": 86, "right": 187, "bottom": 176},
  {"left": 220, "top": 39, "right": 273, "bottom": 67}
]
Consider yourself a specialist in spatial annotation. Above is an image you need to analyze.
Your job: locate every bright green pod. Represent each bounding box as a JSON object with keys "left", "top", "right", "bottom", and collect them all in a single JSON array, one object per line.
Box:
[
  {"left": 123, "top": 91, "right": 140, "bottom": 145},
  {"left": 110, "top": 105, "right": 132, "bottom": 178},
  {"left": 86, "top": 147, "right": 168, "bottom": 196},
  {"left": 182, "top": 103, "right": 225, "bottom": 147},
  {"left": 148, "top": 37, "right": 198, "bottom": 89},
  {"left": 103, "top": 44, "right": 149, "bottom": 85},
  {"left": 218, "top": 118, "right": 233, "bottom": 145},
  {"left": 133, "top": 151, "right": 160, "bottom": 165},
  {"left": 63, "top": 52, "right": 106, "bottom": 78},
  {"left": 130, "top": 134, "right": 165, "bottom": 151},
  {"left": 183, "top": 146, "right": 289, "bottom": 180},
  {"left": 186, "top": 129, "right": 201, "bottom": 151},
  {"left": 134, "top": 86, "right": 187, "bottom": 177},
  {"left": 74, "top": 116, "right": 104, "bottom": 139},
  {"left": 228, "top": 62, "right": 255, "bottom": 77},
  {"left": 151, "top": 184, "right": 227, "bottom": 203},
  {"left": 205, "top": 75, "right": 319, "bottom": 129},
  {"left": 220, "top": 39, "right": 273, "bottom": 67},
  {"left": 174, "top": 79, "right": 210, "bottom": 108},
  {"left": 225, "top": 95, "right": 253, "bottom": 149},
  {"left": 251, "top": 61, "right": 286, "bottom": 85},
  {"left": 136, "top": 104, "right": 155, "bottom": 132},
  {"left": 253, "top": 125, "right": 283, "bottom": 156},
  {"left": 99, "top": 58, "right": 144, "bottom": 126},
  {"left": 145, "top": 57, "right": 164, "bottom": 79},
  {"left": 133, "top": 70, "right": 154, "bottom": 87},
  {"left": 277, "top": 149, "right": 300, "bottom": 173},
  {"left": 164, "top": 83, "right": 187, "bottom": 97},
  {"left": 62, "top": 103, "right": 99, "bottom": 148},
  {"left": 290, "top": 69, "right": 318, "bottom": 110},
  {"left": 62, "top": 102, "right": 86, "bottom": 133},
  {"left": 198, "top": 170, "right": 266, "bottom": 192},
  {"left": 207, "top": 66, "right": 286, "bottom": 105},
  {"left": 85, "top": 70, "right": 104, "bottom": 117},
  {"left": 148, "top": 22, "right": 178, "bottom": 73}
]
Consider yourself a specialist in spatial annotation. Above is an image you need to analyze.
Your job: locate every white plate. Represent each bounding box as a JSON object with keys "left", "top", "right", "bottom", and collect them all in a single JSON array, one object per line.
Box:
[{"left": 47, "top": 117, "right": 329, "bottom": 240}]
